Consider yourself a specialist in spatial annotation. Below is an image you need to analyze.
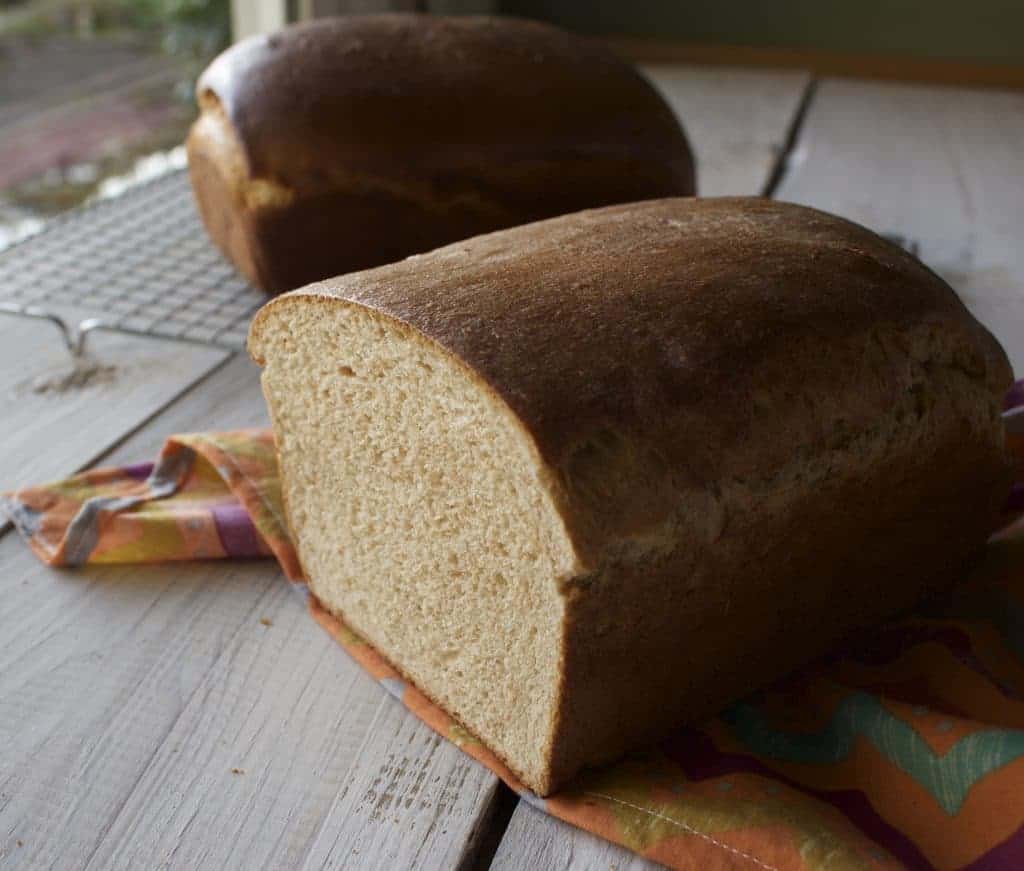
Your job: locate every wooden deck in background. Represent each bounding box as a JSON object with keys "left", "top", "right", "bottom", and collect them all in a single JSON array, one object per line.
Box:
[{"left": 0, "top": 67, "right": 1021, "bottom": 869}]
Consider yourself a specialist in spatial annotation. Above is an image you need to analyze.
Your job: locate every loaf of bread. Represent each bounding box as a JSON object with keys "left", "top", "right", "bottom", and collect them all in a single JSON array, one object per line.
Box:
[
  {"left": 248, "top": 197, "right": 1012, "bottom": 795},
  {"left": 188, "top": 14, "right": 695, "bottom": 294}
]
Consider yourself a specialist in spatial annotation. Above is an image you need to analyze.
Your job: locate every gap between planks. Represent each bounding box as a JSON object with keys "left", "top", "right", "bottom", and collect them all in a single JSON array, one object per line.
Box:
[
  {"left": 760, "top": 77, "right": 819, "bottom": 198},
  {"left": 775, "top": 77, "right": 1024, "bottom": 374}
]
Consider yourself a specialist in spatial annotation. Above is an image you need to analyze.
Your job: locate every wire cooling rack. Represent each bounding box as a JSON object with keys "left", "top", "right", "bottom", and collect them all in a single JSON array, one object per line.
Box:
[
  {"left": 0, "top": 168, "right": 926, "bottom": 357},
  {"left": 0, "top": 168, "right": 265, "bottom": 352}
]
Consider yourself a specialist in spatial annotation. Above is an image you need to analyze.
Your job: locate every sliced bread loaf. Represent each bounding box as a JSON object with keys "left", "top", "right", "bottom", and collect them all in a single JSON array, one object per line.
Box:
[{"left": 248, "top": 197, "right": 1012, "bottom": 795}]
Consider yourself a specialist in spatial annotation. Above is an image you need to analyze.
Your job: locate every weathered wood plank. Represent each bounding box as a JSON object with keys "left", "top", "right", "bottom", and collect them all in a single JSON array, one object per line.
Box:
[
  {"left": 0, "top": 356, "right": 278, "bottom": 869},
  {"left": 81, "top": 577, "right": 385, "bottom": 871},
  {"left": 0, "top": 315, "right": 227, "bottom": 495},
  {"left": 0, "top": 534, "right": 287, "bottom": 869},
  {"left": 296, "top": 701, "right": 504, "bottom": 871},
  {"left": 642, "top": 65, "right": 810, "bottom": 197},
  {"left": 491, "top": 801, "right": 661, "bottom": 871},
  {"left": 775, "top": 78, "right": 1024, "bottom": 374},
  {"left": 1, "top": 354, "right": 504, "bottom": 870}
]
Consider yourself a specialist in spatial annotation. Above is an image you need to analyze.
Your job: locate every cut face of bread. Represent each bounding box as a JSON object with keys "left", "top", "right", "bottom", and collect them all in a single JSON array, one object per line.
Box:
[{"left": 252, "top": 297, "right": 580, "bottom": 792}]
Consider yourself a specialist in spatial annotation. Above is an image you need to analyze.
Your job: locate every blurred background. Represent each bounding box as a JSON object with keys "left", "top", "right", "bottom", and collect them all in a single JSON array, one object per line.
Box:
[{"left": 0, "top": 0, "right": 1020, "bottom": 250}]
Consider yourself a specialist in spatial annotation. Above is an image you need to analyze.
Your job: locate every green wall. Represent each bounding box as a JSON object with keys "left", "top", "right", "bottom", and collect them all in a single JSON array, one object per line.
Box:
[{"left": 499, "top": 1, "right": 1023, "bottom": 65}]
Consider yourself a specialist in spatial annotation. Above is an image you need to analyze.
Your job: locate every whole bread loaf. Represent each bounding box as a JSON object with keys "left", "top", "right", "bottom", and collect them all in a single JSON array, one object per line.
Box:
[
  {"left": 188, "top": 14, "right": 695, "bottom": 293},
  {"left": 248, "top": 197, "right": 1012, "bottom": 795}
]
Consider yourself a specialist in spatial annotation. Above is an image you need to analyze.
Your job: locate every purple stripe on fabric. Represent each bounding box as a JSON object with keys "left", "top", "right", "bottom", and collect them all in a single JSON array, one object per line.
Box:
[
  {"left": 661, "top": 728, "right": 934, "bottom": 870},
  {"left": 1007, "top": 484, "right": 1024, "bottom": 514},
  {"left": 211, "top": 502, "right": 265, "bottom": 558},
  {"left": 123, "top": 462, "right": 154, "bottom": 481},
  {"left": 1004, "top": 380, "right": 1024, "bottom": 412},
  {"left": 962, "top": 823, "right": 1024, "bottom": 870}
]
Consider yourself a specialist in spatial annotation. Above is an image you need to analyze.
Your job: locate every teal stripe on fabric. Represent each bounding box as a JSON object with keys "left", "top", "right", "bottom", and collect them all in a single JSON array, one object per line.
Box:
[{"left": 723, "top": 692, "right": 1024, "bottom": 814}]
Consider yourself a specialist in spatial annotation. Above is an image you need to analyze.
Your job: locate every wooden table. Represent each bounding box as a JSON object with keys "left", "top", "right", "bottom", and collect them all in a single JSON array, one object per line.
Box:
[{"left": 1, "top": 67, "right": 1022, "bottom": 870}]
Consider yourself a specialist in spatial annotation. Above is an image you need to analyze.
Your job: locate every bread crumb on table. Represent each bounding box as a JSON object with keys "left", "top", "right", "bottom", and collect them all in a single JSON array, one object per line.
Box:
[
  {"left": 231, "top": 768, "right": 244, "bottom": 775},
  {"left": 259, "top": 617, "right": 272, "bottom": 627}
]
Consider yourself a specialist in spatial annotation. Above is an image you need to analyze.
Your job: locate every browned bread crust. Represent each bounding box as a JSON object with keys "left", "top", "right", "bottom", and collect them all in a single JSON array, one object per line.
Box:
[
  {"left": 189, "top": 14, "right": 695, "bottom": 293},
  {"left": 250, "top": 197, "right": 1012, "bottom": 793}
]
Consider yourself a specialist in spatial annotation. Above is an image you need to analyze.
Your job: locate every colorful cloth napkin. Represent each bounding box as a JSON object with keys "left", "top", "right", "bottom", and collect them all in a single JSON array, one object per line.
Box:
[{"left": 4, "top": 405, "right": 1024, "bottom": 871}]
